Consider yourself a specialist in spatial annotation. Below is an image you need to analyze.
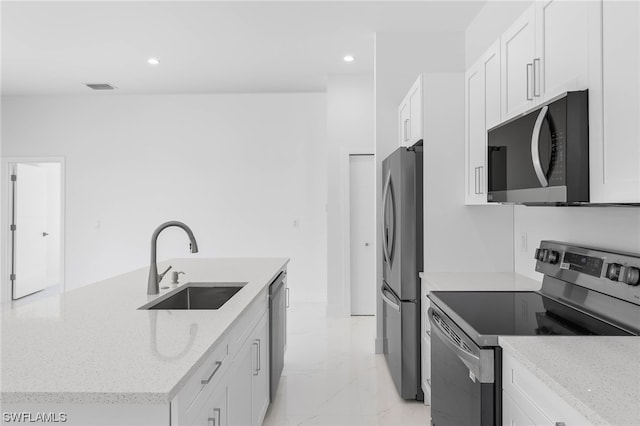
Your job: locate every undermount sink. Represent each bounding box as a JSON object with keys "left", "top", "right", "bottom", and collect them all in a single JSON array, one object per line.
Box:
[{"left": 141, "top": 282, "right": 247, "bottom": 310}]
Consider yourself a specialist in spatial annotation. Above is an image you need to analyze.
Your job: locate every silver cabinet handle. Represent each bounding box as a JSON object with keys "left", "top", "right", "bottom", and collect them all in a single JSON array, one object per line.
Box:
[
  {"left": 478, "top": 166, "right": 484, "bottom": 194},
  {"left": 285, "top": 287, "right": 290, "bottom": 308},
  {"left": 403, "top": 118, "right": 410, "bottom": 142},
  {"left": 208, "top": 417, "right": 215, "bottom": 426},
  {"left": 555, "top": 423, "right": 566, "bottom": 426},
  {"left": 474, "top": 167, "right": 480, "bottom": 194},
  {"left": 531, "top": 105, "right": 549, "bottom": 188},
  {"left": 201, "top": 361, "right": 223, "bottom": 385},
  {"left": 252, "top": 341, "right": 259, "bottom": 376},
  {"left": 533, "top": 58, "right": 541, "bottom": 97},
  {"left": 526, "top": 63, "right": 533, "bottom": 100},
  {"left": 209, "top": 408, "right": 221, "bottom": 426}
]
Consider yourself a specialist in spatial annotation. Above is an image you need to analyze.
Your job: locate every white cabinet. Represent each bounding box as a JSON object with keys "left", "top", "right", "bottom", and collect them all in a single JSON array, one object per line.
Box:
[
  {"left": 250, "top": 312, "right": 270, "bottom": 426},
  {"left": 501, "top": 1, "right": 594, "bottom": 121},
  {"left": 502, "top": 351, "right": 592, "bottom": 426},
  {"left": 501, "top": 5, "right": 536, "bottom": 119},
  {"left": 398, "top": 75, "right": 423, "bottom": 147},
  {"left": 465, "top": 40, "right": 501, "bottom": 205},
  {"left": 228, "top": 341, "right": 254, "bottom": 426},
  {"left": 590, "top": 0, "right": 640, "bottom": 203},
  {"left": 534, "top": 0, "right": 590, "bottom": 103}
]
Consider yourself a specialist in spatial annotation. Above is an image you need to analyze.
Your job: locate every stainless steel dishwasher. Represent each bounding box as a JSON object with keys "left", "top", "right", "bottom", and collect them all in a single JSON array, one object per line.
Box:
[{"left": 269, "top": 271, "right": 287, "bottom": 400}]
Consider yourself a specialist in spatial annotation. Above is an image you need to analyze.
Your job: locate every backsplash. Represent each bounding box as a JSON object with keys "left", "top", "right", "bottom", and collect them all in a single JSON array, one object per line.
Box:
[{"left": 514, "top": 205, "right": 640, "bottom": 280}]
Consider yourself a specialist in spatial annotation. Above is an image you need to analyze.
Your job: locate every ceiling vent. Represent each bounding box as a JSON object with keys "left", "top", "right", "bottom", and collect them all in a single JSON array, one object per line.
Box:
[{"left": 85, "top": 83, "right": 117, "bottom": 90}]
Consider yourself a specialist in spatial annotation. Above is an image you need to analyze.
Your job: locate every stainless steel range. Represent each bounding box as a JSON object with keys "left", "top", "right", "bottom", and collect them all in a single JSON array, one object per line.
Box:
[{"left": 428, "top": 241, "right": 640, "bottom": 426}]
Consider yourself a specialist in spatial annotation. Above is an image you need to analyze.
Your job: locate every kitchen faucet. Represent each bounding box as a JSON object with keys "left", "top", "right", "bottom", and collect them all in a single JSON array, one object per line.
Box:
[{"left": 148, "top": 221, "right": 199, "bottom": 295}]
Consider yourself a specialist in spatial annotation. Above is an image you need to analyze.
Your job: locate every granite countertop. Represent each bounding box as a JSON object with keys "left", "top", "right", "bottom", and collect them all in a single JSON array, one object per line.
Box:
[
  {"left": 499, "top": 336, "right": 640, "bottom": 426},
  {"left": 0, "top": 257, "right": 288, "bottom": 405},
  {"left": 420, "top": 271, "right": 542, "bottom": 292}
]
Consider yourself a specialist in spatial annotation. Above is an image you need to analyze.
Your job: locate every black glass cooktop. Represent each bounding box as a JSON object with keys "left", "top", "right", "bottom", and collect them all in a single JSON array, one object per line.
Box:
[{"left": 429, "top": 291, "right": 631, "bottom": 337}]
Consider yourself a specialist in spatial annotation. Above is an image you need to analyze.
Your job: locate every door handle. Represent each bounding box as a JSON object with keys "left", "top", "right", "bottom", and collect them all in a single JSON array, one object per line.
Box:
[
  {"left": 531, "top": 106, "right": 549, "bottom": 187},
  {"left": 526, "top": 63, "right": 533, "bottom": 101},
  {"left": 380, "top": 286, "right": 400, "bottom": 312},
  {"left": 42, "top": 232, "right": 49, "bottom": 237}
]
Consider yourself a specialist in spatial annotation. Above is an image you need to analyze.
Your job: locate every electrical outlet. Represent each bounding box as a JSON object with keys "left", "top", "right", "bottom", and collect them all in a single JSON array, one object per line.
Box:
[{"left": 519, "top": 232, "right": 528, "bottom": 252}]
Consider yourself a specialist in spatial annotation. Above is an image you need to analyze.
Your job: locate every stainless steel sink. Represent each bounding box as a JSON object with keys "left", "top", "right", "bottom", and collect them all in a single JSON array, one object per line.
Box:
[{"left": 140, "top": 282, "right": 247, "bottom": 310}]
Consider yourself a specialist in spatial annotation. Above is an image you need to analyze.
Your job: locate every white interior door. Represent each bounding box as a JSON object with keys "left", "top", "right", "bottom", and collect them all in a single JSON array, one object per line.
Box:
[
  {"left": 12, "top": 164, "right": 49, "bottom": 299},
  {"left": 349, "top": 155, "right": 375, "bottom": 315}
]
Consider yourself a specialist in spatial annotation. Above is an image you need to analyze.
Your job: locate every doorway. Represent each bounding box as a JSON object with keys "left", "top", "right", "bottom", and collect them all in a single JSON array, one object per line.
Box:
[
  {"left": 349, "top": 154, "right": 375, "bottom": 316},
  {"left": 8, "top": 161, "right": 63, "bottom": 300}
]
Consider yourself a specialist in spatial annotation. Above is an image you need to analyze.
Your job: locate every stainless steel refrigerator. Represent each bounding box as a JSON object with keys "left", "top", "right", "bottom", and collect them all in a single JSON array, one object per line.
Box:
[{"left": 381, "top": 145, "right": 423, "bottom": 401}]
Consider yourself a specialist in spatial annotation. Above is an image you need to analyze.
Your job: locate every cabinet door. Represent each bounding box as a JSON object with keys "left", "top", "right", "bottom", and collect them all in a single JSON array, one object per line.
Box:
[
  {"left": 227, "top": 345, "right": 253, "bottom": 426},
  {"left": 590, "top": 0, "right": 640, "bottom": 203},
  {"left": 503, "top": 392, "right": 548, "bottom": 426},
  {"left": 251, "top": 312, "right": 270, "bottom": 425},
  {"left": 408, "top": 76, "right": 423, "bottom": 144},
  {"left": 399, "top": 99, "right": 411, "bottom": 147},
  {"left": 535, "top": 0, "right": 590, "bottom": 103},
  {"left": 502, "top": 5, "right": 536, "bottom": 119},
  {"left": 209, "top": 385, "right": 228, "bottom": 426},
  {"left": 465, "top": 62, "right": 486, "bottom": 205}
]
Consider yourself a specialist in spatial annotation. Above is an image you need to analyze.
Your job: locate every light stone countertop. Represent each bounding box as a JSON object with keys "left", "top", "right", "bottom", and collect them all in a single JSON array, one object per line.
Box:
[
  {"left": 0, "top": 257, "right": 288, "bottom": 405},
  {"left": 499, "top": 336, "right": 640, "bottom": 426},
  {"left": 420, "top": 271, "right": 542, "bottom": 292}
]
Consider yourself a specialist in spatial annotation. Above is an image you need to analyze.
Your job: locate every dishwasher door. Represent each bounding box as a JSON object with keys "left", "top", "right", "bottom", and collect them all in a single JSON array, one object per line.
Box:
[{"left": 269, "top": 271, "right": 286, "bottom": 400}]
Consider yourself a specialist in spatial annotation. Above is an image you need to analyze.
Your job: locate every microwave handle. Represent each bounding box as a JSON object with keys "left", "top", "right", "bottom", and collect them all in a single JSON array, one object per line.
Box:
[{"left": 531, "top": 105, "right": 549, "bottom": 188}]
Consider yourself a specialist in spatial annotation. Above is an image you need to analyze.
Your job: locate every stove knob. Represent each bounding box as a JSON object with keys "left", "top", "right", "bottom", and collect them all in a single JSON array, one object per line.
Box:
[
  {"left": 534, "top": 248, "right": 542, "bottom": 260},
  {"left": 540, "top": 249, "right": 549, "bottom": 262},
  {"left": 547, "top": 250, "right": 559, "bottom": 264},
  {"left": 606, "top": 263, "right": 622, "bottom": 281},
  {"left": 623, "top": 267, "right": 640, "bottom": 286}
]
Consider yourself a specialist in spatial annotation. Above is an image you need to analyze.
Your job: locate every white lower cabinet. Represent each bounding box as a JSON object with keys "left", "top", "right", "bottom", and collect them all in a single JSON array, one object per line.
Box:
[
  {"left": 502, "top": 351, "right": 592, "bottom": 426},
  {"left": 173, "top": 288, "right": 272, "bottom": 426}
]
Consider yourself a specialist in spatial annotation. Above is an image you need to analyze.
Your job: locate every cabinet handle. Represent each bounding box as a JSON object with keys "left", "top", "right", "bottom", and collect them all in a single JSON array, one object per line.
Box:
[
  {"left": 426, "top": 330, "right": 431, "bottom": 337},
  {"left": 533, "top": 58, "right": 541, "bottom": 97},
  {"left": 201, "top": 361, "right": 223, "bottom": 385},
  {"left": 478, "top": 166, "right": 484, "bottom": 194},
  {"left": 285, "top": 287, "right": 290, "bottom": 308},
  {"left": 252, "top": 341, "right": 260, "bottom": 376},
  {"left": 208, "top": 417, "right": 215, "bottom": 426},
  {"left": 427, "top": 379, "right": 431, "bottom": 386},
  {"left": 474, "top": 167, "right": 481, "bottom": 194},
  {"left": 555, "top": 423, "right": 566, "bottom": 426},
  {"left": 405, "top": 119, "right": 410, "bottom": 141},
  {"left": 526, "top": 63, "right": 533, "bottom": 100}
]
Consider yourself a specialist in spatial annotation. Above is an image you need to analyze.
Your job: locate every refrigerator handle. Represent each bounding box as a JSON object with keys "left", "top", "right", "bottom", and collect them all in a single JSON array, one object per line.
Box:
[
  {"left": 381, "top": 171, "right": 392, "bottom": 265},
  {"left": 380, "top": 285, "right": 401, "bottom": 312}
]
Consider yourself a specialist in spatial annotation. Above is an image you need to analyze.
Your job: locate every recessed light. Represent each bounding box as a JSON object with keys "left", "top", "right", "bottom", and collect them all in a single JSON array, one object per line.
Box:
[
  {"left": 147, "top": 58, "right": 160, "bottom": 65},
  {"left": 343, "top": 55, "right": 355, "bottom": 63}
]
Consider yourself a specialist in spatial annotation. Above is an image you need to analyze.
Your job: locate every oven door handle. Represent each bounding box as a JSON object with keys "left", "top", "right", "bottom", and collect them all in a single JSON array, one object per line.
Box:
[{"left": 428, "top": 308, "right": 481, "bottom": 379}]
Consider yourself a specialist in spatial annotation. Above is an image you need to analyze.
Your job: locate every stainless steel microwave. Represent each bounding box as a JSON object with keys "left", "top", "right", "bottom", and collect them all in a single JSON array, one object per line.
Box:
[{"left": 487, "top": 91, "right": 589, "bottom": 205}]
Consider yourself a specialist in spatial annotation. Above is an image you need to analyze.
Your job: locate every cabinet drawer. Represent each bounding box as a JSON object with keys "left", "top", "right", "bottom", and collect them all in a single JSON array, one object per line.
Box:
[
  {"left": 177, "top": 336, "right": 229, "bottom": 416},
  {"left": 228, "top": 288, "right": 268, "bottom": 358},
  {"left": 503, "top": 351, "right": 591, "bottom": 425}
]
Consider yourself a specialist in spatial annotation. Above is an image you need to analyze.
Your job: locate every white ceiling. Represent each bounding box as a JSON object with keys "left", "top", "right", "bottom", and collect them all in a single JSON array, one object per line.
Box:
[{"left": 1, "top": 1, "right": 486, "bottom": 95}]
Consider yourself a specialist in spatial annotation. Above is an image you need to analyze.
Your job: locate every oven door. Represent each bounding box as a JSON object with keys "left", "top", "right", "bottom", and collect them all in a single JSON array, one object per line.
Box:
[{"left": 428, "top": 306, "right": 496, "bottom": 426}]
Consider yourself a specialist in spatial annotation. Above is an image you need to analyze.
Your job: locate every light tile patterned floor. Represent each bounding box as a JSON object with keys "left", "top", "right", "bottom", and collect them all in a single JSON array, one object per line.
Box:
[{"left": 263, "top": 303, "right": 430, "bottom": 426}]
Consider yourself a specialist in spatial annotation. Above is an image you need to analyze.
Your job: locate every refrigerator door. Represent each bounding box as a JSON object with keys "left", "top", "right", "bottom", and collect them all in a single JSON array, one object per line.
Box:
[
  {"left": 381, "top": 147, "right": 423, "bottom": 301},
  {"left": 381, "top": 282, "right": 422, "bottom": 400}
]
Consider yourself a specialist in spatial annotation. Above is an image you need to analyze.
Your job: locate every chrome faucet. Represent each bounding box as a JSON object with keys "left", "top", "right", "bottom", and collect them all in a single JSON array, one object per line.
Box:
[{"left": 148, "top": 221, "right": 199, "bottom": 295}]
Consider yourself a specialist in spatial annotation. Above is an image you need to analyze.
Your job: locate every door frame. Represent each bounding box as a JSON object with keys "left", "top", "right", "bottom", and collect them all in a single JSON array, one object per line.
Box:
[
  {"left": 341, "top": 150, "right": 375, "bottom": 317},
  {"left": 1, "top": 157, "right": 66, "bottom": 303}
]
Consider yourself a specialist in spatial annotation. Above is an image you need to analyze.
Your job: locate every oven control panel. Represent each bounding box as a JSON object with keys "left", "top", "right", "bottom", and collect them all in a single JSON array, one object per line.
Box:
[{"left": 535, "top": 241, "right": 640, "bottom": 305}]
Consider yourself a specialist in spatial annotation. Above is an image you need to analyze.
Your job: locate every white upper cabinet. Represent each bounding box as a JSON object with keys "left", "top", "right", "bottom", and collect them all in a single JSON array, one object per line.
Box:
[
  {"left": 465, "top": 40, "right": 501, "bottom": 205},
  {"left": 590, "top": 0, "right": 640, "bottom": 203},
  {"left": 398, "top": 75, "right": 423, "bottom": 147},
  {"left": 501, "top": 5, "right": 536, "bottom": 119},
  {"left": 534, "top": 0, "right": 590, "bottom": 103}
]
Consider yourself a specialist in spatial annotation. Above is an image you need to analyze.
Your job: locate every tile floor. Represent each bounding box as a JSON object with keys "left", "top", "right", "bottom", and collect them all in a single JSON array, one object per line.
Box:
[{"left": 263, "top": 303, "right": 430, "bottom": 426}]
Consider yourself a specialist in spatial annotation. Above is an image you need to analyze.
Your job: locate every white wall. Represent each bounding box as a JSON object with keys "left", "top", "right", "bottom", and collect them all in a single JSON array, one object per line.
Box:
[
  {"left": 465, "top": 0, "right": 533, "bottom": 68},
  {"left": 422, "top": 74, "right": 514, "bottom": 273},
  {"left": 1, "top": 93, "right": 328, "bottom": 303},
  {"left": 326, "top": 74, "right": 374, "bottom": 317},
  {"left": 515, "top": 206, "right": 640, "bottom": 281}
]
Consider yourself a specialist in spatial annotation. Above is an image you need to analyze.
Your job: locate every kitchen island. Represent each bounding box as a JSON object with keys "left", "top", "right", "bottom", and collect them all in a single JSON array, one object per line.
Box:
[{"left": 1, "top": 257, "right": 288, "bottom": 425}]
